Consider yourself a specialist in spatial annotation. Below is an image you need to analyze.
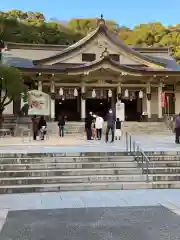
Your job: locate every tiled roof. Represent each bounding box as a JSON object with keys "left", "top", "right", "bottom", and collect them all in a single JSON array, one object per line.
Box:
[{"left": 16, "top": 53, "right": 180, "bottom": 76}]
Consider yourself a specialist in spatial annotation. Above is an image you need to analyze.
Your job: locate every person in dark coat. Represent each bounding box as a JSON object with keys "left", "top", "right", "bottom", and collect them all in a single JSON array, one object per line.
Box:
[
  {"left": 175, "top": 113, "right": 180, "bottom": 144},
  {"left": 105, "top": 109, "right": 115, "bottom": 143},
  {"left": 85, "top": 112, "right": 93, "bottom": 140},
  {"left": 31, "top": 115, "right": 39, "bottom": 140},
  {"left": 58, "top": 115, "right": 65, "bottom": 137}
]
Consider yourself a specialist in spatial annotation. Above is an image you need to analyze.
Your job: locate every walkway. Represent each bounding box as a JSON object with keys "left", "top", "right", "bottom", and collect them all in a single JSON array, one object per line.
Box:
[
  {"left": 0, "top": 135, "right": 127, "bottom": 153},
  {"left": 0, "top": 189, "right": 179, "bottom": 211},
  {"left": 132, "top": 134, "right": 180, "bottom": 151},
  {"left": 0, "top": 134, "right": 179, "bottom": 153}
]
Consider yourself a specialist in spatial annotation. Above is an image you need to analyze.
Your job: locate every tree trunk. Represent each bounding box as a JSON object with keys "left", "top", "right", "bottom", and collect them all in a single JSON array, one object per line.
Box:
[{"left": 0, "top": 109, "right": 3, "bottom": 129}]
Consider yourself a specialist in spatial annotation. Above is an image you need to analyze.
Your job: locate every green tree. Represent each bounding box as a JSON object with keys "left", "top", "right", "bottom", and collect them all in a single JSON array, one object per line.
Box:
[{"left": 0, "top": 64, "right": 27, "bottom": 121}]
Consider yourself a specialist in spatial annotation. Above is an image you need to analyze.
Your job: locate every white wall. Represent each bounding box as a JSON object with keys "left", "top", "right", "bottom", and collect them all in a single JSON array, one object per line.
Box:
[{"left": 3, "top": 99, "right": 13, "bottom": 114}]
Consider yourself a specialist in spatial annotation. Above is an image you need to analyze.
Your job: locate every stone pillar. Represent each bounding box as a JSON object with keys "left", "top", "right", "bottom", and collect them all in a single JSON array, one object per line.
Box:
[
  {"left": 146, "top": 83, "right": 151, "bottom": 119},
  {"left": 38, "top": 80, "right": 42, "bottom": 91},
  {"left": 81, "top": 85, "right": 86, "bottom": 120},
  {"left": 50, "top": 81, "right": 55, "bottom": 120},
  {"left": 158, "top": 82, "right": 163, "bottom": 119}
]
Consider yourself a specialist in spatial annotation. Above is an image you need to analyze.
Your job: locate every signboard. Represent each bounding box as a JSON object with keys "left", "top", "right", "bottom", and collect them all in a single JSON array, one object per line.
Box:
[
  {"left": 25, "top": 90, "right": 50, "bottom": 116},
  {"left": 116, "top": 100, "right": 125, "bottom": 121}
]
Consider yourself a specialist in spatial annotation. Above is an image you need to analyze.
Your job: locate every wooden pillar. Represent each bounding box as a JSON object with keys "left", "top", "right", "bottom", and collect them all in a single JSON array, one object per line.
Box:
[
  {"left": 146, "top": 83, "right": 151, "bottom": 119},
  {"left": 81, "top": 85, "right": 86, "bottom": 120}
]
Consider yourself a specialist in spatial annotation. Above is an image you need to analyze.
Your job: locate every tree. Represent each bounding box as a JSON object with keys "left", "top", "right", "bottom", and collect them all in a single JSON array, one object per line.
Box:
[
  {"left": 0, "top": 9, "right": 180, "bottom": 63},
  {"left": 0, "top": 64, "right": 27, "bottom": 122}
]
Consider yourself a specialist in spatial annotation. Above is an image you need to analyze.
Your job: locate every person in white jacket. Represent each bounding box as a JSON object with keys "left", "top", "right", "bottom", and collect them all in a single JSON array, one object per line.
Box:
[{"left": 95, "top": 116, "right": 104, "bottom": 140}]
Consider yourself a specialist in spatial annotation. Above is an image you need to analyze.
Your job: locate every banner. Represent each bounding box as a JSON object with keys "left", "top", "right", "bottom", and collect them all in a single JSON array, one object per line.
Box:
[
  {"left": 116, "top": 100, "right": 125, "bottom": 121},
  {"left": 161, "top": 92, "right": 166, "bottom": 108},
  {"left": 27, "top": 90, "right": 50, "bottom": 116}
]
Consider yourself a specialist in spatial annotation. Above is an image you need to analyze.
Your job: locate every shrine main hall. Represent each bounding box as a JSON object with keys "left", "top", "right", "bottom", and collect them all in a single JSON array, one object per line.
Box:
[{"left": 2, "top": 16, "right": 180, "bottom": 121}]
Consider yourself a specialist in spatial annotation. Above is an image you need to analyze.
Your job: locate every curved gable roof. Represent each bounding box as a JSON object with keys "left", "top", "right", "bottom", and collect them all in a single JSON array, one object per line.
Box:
[
  {"left": 33, "top": 20, "right": 166, "bottom": 68},
  {"left": 18, "top": 50, "right": 180, "bottom": 76}
]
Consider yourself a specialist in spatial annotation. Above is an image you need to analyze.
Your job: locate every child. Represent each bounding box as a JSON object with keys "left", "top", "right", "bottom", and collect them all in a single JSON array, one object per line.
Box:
[
  {"left": 115, "top": 118, "right": 121, "bottom": 140},
  {"left": 91, "top": 119, "right": 96, "bottom": 139}
]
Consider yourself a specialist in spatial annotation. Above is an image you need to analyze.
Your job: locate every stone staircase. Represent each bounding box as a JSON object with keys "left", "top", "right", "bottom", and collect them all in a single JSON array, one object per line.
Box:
[
  {"left": 122, "top": 121, "right": 172, "bottom": 135},
  {"left": 2, "top": 116, "right": 31, "bottom": 136},
  {"left": 47, "top": 121, "right": 172, "bottom": 136},
  {"left": 47, "top": 121, "right": 84, "bottom": 135},
  {"left": 0, "top": 151, "right": 149, "bottom": 194},
  {"left": 141, "top": 152, "right": 180, "bottom": 188},
  {"left": 1, "top": 150, "right": 180, "bottom": 193}
]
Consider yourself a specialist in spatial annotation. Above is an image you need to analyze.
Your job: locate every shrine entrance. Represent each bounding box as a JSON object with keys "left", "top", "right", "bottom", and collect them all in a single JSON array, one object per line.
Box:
[
  {"left": 85, "top": 88, "right": 113, "bottom": 119},
  {"left": 55, "top": 88, "right": 81, "bottom": 121},
  {"left": 121, "top": 91, "right": 142, "bottom": 121},
  {"left": 86, "top": 99, "right": 111, "bottom": 119}
]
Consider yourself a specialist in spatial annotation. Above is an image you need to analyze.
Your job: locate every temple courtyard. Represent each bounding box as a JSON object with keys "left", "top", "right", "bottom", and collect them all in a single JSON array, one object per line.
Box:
[{"left": 0, "top": 133, "right": 180, "bottom": 239}]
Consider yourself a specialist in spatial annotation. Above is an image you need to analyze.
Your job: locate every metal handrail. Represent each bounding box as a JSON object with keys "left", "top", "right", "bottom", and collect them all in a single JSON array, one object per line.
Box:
[{"left": 125, "top": 132, "right": 152, "bottom": 183}]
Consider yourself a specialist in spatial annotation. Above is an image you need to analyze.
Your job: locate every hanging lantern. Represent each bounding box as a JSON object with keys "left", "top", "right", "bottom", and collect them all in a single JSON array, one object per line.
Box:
[
  {"left": 59, "top": 88, "right": 63, "bottom": 96},
  {"left": 92, "top": 89, "right": 96, "bottom": 98},
  {"left": 139, "top": 90, "right": 143, "bottom": 99},
  {"left": 108, "top": 89, "right": 112, "bottom": 98},
  {"left": 131, "top": 92, "right": 135, "bottom": 99},
  {"left": 73, "top": 88, "right": 78, "bottom": 97},
  {"left": 124, "top": 89, "right": 129, "bottom": 98}
]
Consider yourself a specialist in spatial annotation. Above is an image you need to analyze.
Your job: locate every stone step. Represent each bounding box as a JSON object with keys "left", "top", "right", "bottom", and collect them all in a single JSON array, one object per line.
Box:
[
  {"left": 147, "top": 156, "right": 180, "bottom": 160},
  {"left": 0, "top": 174, "right": 147, "bottom": 185},
  {"left": 145, "top": 152, "right": 180, "bottom": 156},
  {"left": 0, "top": 156, "right": 134, "bottom": 163},
  {"left": 2, "top": 174, "right": 180, "bottom": 185},
  {"left": 0, "top": 152, "right": 129, "bottom": 158},
  {"left": 0, "top": 181, "right": 153, "bottom": 194},
  {"left": 0, "top": 168, "right": 141, "bottom": 177},
  {"left": 142, "top": 161, "right": 180, "bottom": 167},
  {"left": 150, "top": 175, "right": 180, "bottom": 181},
  {"left": 2, "top": 180, "right": 180, "bottom": 194},
  {"left": 0, "top": 161, "right": 138, "bottom": 171},
  {"left": 145, "top": 167, "right": 180, "bottom": 174}
]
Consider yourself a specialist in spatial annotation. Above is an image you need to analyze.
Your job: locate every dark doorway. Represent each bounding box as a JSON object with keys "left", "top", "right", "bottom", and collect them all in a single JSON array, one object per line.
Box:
[
  {"left": 122, "top": 98, "right": 139, "bottom": 121},
  {"left": 55, "top": 99, "right": 80, "bottom": 121},
  {"left": 86, "top": 99, "right": 111, "bottom": 119}
]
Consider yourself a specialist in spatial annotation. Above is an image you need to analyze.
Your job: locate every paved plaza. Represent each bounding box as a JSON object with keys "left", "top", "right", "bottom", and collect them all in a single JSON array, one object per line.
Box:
[
  {"left": 0, "top": 134, "right": 179, "bottom": 153},
  {"left": 0, "top": 190, "right": 180, "bottom": 239},
  {"left": 0, "top": 134, "right": 180, "bottom": 239}
]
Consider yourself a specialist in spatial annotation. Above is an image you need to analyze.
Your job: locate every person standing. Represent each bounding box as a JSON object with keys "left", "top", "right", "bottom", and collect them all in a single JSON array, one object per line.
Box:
[
  {"left": 175, "top": 113, "right": 180, "bottom": 144},
  {"left": 95, "top": 115, "right": 104, "bottom": 140},
  {"left": 91, "top": 119, "right": 96, "bottom": 140},
  {"left": 31, "top": 115, "right": 39, "bottom": 140},
  {"left": 105, "top": 109, "right": 115, "bottom": 143},
  {"left": 115, "top": 118, "right": 122, "bottom": 140},
  {"left": 38, "top": 116, "right": 47, "bottom": 140},
  {"left": 85, "top": 112, "right": 93, "bottom": 140},
  {"left": 58, "top": 115, "right": 65, "bottom": 137}
]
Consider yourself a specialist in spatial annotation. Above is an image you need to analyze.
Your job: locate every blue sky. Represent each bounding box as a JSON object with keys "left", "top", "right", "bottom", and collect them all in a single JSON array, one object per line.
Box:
[{"left": 1, "top": 0, "right": 180, "bottom": 28}]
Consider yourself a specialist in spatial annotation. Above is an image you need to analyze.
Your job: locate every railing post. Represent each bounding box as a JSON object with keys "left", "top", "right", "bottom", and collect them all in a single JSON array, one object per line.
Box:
[
  {"left": 146, "top": 160, "right": 149, "bottom": 183},
  {"left": 129, "top": 135, "right": 132, "bottom": 152},
  {"left": 126, "top": 132, "right": 128, "bottom": 152}
]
